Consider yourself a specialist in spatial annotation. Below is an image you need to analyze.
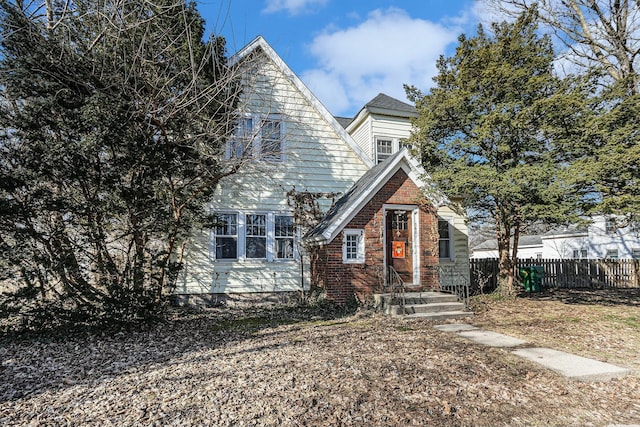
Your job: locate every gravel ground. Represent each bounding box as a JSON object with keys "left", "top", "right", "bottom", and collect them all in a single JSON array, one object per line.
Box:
[{"left": 1, "top": 294, "right": 639, "bottom": 426}]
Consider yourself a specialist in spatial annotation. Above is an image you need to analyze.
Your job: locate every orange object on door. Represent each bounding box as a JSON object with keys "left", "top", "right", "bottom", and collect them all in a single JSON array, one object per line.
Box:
[{"left": 392, "top": 241, "right": 405, "bottom": 258}]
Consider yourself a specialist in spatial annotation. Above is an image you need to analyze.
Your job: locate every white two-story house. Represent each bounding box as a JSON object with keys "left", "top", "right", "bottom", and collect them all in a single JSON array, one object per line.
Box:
[
  {"left": 471, "top": 216, "right": 640, "bottom": 260},
  {"left": 176, "top": 36, "right": 469, "bottom": 305}
]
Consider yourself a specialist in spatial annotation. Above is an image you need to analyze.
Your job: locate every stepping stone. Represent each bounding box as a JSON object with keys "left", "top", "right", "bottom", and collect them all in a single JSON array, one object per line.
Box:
[
  {"left": 457, "top": 330, "right": 528, "bottom": 347},
  {"left": 434, "top": 323, "right": 478, "bottom": 332},
  {"left": 512, "top": 347, "right": 631, "bottom": 382}
]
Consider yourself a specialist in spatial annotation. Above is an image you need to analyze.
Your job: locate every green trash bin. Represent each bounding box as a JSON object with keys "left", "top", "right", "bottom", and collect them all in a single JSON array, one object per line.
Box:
[
  {"left": 532, "top": 266, "right": 544, "bottom": 291},
  {"left": 519, "top": 267, "right": 533, "bottom": 292},
  {"left": 520, "top": 266, "right": 544, "bottom": 292}
]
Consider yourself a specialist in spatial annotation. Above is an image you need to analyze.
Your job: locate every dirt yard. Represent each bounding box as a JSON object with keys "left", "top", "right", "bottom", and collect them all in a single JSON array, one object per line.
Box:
[{"left": 1, "top": 289, "right": 639, "bottom": 426}]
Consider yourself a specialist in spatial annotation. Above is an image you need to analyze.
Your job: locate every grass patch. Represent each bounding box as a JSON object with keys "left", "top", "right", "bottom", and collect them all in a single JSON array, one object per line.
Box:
[{"left": 604, "top": 314, "right": 640, "bottom": 329}]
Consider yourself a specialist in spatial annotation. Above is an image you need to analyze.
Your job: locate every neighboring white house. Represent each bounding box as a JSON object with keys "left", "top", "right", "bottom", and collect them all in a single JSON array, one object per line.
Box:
[
  {"left": 471, "top": 216, "right": 640, "bottom": 260},
  {"left": 176, "top": 36, "right": 470, "bottom": 304}
]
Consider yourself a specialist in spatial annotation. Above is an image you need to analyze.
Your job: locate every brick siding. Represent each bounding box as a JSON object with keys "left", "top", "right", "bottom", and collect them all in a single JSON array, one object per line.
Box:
[{"left": 312, "top": 169, "right": 439, "bottom": 304}]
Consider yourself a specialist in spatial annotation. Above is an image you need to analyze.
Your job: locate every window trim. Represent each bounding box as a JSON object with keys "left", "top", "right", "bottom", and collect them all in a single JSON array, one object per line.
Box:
[
  {"left": 245, "top": 213, "right": 267, "bottom": 260},
  {"left": 374, "top": 136, "right": 414, "bottom": 164},
  {"left": 274, "top": 215, "right": 296, "bottom": 260},
  {"left": 375, "top": 137, "right": 394, "bottom": 164},
  {"left": 211, "top": 211, "right": 298, "bottom": 262},
  {"left": 212, "top": 212, "right": 239, "bottom": 261},
  {"left": 438, "top": 217, "right": 454, "bottom": 261},
  {"left": 227, "top": 113, "right": 285, "bottom": 163},
  {"left": 342, "top": 229, "right": 365, "bottom": 264}
]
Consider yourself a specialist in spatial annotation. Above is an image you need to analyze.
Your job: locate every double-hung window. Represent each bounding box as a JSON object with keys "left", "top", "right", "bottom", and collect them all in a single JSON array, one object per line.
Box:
[
  {"left": 214, "top": 214, "right": 238, "bottom": 260},
  {"left": 245, "top": 214, "right": 267, "bottom": 259},
  {"left": 230, "top": 116, "right": 254, "bottom": 159},
  {"left": 212, "top": 212, "right": 296, "bottom": 261},
  {"left": 376, "top": 138, "right": 393, "bottom": 164},
  {"left": 343, "top": 229, "right": 364, "bottom": 264},
  {"left": 275, "top": 215, "right": 295, "bottom": 259},
  {"left": 260, "top": 117, "right": 282, "bottom": 162},
  {"left": 438, "top": 218, "right": 453, "bottom": 260},
  {"left": 228, "top": 114, "right": 284, "bottom": 162}
]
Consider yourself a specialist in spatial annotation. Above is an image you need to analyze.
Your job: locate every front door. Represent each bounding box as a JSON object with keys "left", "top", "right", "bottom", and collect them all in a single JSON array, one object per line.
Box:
[{"left": 386, "top": 209, "right": 413, "bottom": 284}]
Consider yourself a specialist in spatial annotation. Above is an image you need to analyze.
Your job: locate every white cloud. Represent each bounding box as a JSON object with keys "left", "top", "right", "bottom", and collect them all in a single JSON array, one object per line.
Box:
[
  {"left": 263, "top": 0, "right": 328, "bottom": 15},
  {"left": 300, "top": 7, "right": 462, "bottom": 116}
]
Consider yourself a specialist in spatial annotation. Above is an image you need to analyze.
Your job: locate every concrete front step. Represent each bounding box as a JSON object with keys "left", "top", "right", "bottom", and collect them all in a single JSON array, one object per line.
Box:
[
  {"left": 404, "top": 302, "right": 466, "bottom": 314},
  {"left": 375, "top": 291, "right": 459, "bottom": 309},
  {"left": 377, "top": 291, "right": 473, "bottom": 320},
  {"left": 406, "top": 311, "right": 474, "bottom": 321},
  {"left": 385, "top": 302, "right": 466, "bottom": 316}
]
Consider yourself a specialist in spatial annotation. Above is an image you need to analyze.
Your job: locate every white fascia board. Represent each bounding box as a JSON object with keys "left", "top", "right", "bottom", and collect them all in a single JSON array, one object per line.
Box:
[{"left": 231, "top": 36, "right": 373, "bottom": 168}]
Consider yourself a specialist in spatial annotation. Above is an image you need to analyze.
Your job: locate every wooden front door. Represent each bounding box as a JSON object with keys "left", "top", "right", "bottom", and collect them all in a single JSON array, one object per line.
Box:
[{"left": 386, "top": 209, "right": 413, "bottom": 284}]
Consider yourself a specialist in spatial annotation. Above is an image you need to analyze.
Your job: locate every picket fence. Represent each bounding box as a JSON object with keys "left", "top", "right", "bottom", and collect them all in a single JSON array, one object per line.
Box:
[{"left": 469, "top": 258, "right": 640, "bottom": 293}]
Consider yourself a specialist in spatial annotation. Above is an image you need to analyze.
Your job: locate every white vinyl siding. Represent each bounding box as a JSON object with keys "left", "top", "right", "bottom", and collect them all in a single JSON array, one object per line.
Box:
[
  {"left": 181, "top": 50, "right": 369, "bottom": 294},
  {"left": 437, "top": 205, "right": 469, "bottom": 285}
]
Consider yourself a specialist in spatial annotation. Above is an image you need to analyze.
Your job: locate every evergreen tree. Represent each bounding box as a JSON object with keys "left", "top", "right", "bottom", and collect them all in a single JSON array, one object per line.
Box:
[
  {"left": 406, "top": 12, "right": 589, "bottom": 295},
  {"left": 0, "top": 0, "right": 240, "bottom": 328}
]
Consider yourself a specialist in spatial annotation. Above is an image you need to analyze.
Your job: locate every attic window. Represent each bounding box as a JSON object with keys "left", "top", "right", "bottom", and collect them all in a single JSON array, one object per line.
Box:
[{"left": 228, "top": 114, "right": 284, "bottom": 162}]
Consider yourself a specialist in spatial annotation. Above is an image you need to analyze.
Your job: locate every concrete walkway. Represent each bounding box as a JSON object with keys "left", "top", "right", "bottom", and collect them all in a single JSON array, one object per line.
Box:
[{"left": 434, "top": 323, "right": 631, "bottom": 382}]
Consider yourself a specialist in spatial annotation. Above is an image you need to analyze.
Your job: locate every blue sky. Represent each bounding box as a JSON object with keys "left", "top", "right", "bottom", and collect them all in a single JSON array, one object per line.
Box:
[{"left": 197, "top": 0, "right": 493, "bottom": 117}]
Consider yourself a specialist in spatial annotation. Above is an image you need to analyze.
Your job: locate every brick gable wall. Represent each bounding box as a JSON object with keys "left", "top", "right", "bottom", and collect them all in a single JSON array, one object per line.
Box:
[{"left": 312, "top": 169, "right": 439, "bottom": 304}]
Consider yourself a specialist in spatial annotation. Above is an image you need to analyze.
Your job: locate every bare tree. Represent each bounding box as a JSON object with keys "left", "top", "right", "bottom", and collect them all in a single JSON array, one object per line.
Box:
[{"left": 486, "top": 0, "right": 640, "bottom": 94}]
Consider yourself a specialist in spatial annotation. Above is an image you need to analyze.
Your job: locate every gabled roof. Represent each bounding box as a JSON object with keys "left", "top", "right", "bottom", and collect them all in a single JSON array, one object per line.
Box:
[
  {"left": 304, "top": 148, "right": 447, "bottom": 244},
  {"left": 364, "top": 93, "right": 418, "bottom": 117},
  {"left": 230, "top": 36, "right": 373, "bottom": 168},
  {"left": 346, "top": 93, "right": 418, "bottom": 134}
]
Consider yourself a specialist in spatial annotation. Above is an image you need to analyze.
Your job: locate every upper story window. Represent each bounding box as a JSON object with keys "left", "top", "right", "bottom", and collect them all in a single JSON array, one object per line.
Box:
[
  {"left": 605, "top": 249, "right": 619, "bottom": 259},
  {"left": 605, "top": 218, "right": 617, "bottom": 234},
  {"left": 228, "top": 114, "right": 284, "bottom": 162},
  {"left": 375, "top": 137, "right": 414, "bottom": 164},
  {"left": 438, "top": 218, "right": 452, "bottom": 260},
  {"left": 260, "top": 118, "right": 282, "bottom": 162},
  {"left": 230, "top": 117, "right": 254, "bottom": 159},
  {"left": 632, "top": 248, "right": 640, "bottom": 260},
  {"left": 376, "top": 138, "right": 393, "bottom": 164}
]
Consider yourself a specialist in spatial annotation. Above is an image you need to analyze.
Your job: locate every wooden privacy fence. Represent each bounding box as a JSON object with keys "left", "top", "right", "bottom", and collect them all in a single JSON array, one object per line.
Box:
[{"left": 469, "top": 258, "right": 640, "bottom": 293}]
